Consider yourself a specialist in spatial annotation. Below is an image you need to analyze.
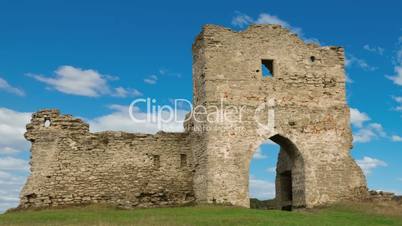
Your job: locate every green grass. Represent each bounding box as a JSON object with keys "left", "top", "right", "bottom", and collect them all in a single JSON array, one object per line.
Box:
[{"left": 0, "top": 203, "right": 401, "bottom": 226}]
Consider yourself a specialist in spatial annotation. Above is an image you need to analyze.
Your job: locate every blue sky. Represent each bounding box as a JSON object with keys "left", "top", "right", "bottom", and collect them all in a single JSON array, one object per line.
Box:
[{"left": 0, "top": 0, "right": 401, "bottom": 211}]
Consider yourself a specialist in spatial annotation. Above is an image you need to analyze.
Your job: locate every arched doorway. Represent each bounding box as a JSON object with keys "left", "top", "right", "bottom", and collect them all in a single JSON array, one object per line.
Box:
[{"left": 249, "top": 134, "right": 305, "bottom": 210}]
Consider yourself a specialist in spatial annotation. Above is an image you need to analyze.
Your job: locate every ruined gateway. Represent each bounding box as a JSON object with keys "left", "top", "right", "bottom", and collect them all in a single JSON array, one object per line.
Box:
[{"left": 19, "top": 24, "right": 368, "bottom": 210}]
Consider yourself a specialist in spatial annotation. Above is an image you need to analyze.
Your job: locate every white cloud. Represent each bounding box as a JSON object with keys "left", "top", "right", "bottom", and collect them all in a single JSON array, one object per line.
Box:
[
  {"left": 356, "top": 156, "right": 387, "bottom": 175},
  {"left": 231, "top": 11, "right": 254, "bottom": 28},
  {"left": 0, "top": 147, "right": 20, "bottom": 155},
  {"left": 394, "top": 96, "right": 402, "bottom": 103},
  {"left": 0, "top": 108, "right": 31, "bottom": 154},
  {"left": 391, "top": 96, "right": 402, "bottom": 113},
  {"left": 29, "top": 66, "right": 140, "bottom": 98},
  {"left": 345, "top": 55, "right": 377, "bottom": 71},
  {"left": 112, "top": 87, "right": 142, "bottom": 98},
  {"left": 388, "top": 66, "right": 402, "bottom": 86},
  {"left": 249, "top": 175, "right": 275, "bottom": 200},
  {"left": 0, "top": 170, "right": 27, "bottom": 213},
  {"left": 345, "top": 73, "right": 353, "bottom": 83},
  {"left": 255, "top": 13, "right": 295, "bottom": 31},
  {"left": 252, "top": 147, "right": 268, "bottom": 159},
  {"left": 350, "top": 108, "right": 386, "bottom": 143},
  {"left": 89, "top": 104, "right": 187, "bottom": 134},
  {"left": 387, "top": 38, "right": 402, "bottom": 86},
  {"left": 159, "top": 69, "right": 182, "bottom": 78},
  {"left": 0, "top": 108, "right": 30, "bottom": 212},
  {"left": 0, "top": 157, "right": 29, "bottom": 171},
  {"left": 391, "top": 135, "right": 402, "bottom": 142},
  {"left": 231, "top": 11, "right": 317, "bottom": 44},
  {"left": 363, "top": 45, "right": 384, "bottom": 55},
  {"left": 232, "top": 11, "right": 298, "bottom": 33},
  {"left": 353, "top": 123, "right": 386, "bottom": 143},
  {"left": 30, "top": 66, "right": 111, "bottom": 97},
  {"left": 0, "top": 77, "right": 25, "bottom": 96},
  {"left": 252, "top": 140, "right": 278, "bottom": 159},
  {"left": 144, "top": 75, "right": 158, "bottom": 85},
  {"left": 144, "top": 69, "right": 181, "bottom": 85},
  {"left": 350, "top": 108, "right": 370, "bottom": 128},
  {"left": 266, "top": 167, "right": 276, "bottom": 173}
]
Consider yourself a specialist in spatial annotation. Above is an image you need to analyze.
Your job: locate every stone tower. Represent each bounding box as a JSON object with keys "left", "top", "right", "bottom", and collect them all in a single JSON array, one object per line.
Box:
[
  {"left": 19, "top": 24, "right": 367, "bottom": 210},
  {"left": 188, "top": 24, "right": 367, "bottom": 209}
]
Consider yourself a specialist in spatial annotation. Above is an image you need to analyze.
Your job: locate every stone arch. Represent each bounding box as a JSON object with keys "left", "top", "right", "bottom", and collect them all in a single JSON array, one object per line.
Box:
[{"left": 249, "top": 133, "right": 306, "bottom": 210}]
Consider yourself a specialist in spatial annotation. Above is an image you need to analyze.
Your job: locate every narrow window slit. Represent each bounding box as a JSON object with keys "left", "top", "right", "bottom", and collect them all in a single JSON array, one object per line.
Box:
[
  {"left": 180, "top": 154, "right": 187, "bottom": 167},
  {"left": 153, "top": 155, "right": 160, "bottom": 168},
  {"left": 261, "top": 59, "right": 274, "bottom": 77}
]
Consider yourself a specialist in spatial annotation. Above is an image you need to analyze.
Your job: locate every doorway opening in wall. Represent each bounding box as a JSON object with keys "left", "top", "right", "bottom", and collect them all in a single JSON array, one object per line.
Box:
[
  {"left": 249, "top": 140, "right": 281, "bottom": 210},
  {"left": 249, "top": 135, "right": 300, "bottom": 211}
]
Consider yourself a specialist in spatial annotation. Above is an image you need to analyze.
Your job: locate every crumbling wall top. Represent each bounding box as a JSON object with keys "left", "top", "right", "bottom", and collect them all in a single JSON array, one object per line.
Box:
[
  {"left": 25, "top": 109, "right": 89, "bottom": 142},
  {"left": 193, "top": 24, "right": 345, "bottom": 62}
]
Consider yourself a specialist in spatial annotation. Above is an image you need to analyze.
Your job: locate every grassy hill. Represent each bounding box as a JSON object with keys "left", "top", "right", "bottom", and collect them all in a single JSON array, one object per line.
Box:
[
  {"left": 0, "top": 202, "right": 401, "bottom": 226},
  {"left": 250, "top": 198, "right": 277, "bottom": 210}
]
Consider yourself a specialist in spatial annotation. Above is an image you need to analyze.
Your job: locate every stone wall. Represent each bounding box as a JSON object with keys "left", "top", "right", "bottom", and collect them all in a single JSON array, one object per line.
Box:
[
  {"left": 19, "top": 24, "right": 368, "bottom": 210},
  {"left": 20, "top": 109, "right": 194, "bottom": 208},
  {"left": 368, "top": 190, "right": 396, "bottom": 202}
]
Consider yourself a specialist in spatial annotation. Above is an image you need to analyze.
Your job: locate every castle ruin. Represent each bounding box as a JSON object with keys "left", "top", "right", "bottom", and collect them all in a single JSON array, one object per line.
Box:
[{"left": 19, "top": 24, "right": 368, "bottom": 210}]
